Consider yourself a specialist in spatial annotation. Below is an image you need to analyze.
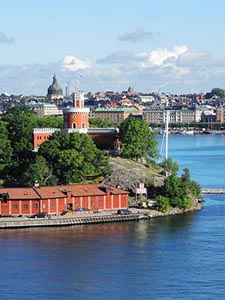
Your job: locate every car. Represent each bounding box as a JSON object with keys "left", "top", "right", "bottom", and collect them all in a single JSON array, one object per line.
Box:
[
  {"left": 76, "top": 207, "right": 86, "bottom": 212},
  {"left": 29, "top": 212, "right": 48, "bottom": 218},
  {"left": 117, "top": 209, "right": 132, "bottom": 215}
]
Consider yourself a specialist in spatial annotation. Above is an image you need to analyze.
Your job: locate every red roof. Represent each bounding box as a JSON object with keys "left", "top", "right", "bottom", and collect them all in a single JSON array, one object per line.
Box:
[
  {"left": 0, "top": 184, "right": 128, "bottom": 200},
  {"left": 34, "top": 186, "right": 66, "bottom": 199},
  {"left": 0, "top": 188, "right": 40, "bottom": 200}
]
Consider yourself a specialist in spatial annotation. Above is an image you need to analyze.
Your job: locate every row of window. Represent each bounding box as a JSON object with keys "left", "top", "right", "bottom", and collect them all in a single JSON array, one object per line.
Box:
[
  {"left": 72, "top": 122, "right": 86, "bottom": 129},
  {"left": 36, "top": 136, "right": 50, "bottom": 140},
  {"left": 13, "top": 203, "right": 39, "bottom": 210},
  {"left": 12, "top": 200, "right": 104, "bottom": 210}
]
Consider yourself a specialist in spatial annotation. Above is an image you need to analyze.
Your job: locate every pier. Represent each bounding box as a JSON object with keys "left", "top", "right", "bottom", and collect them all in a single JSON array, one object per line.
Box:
[
  {"left": 0, "top": 213, "right": 146, "bottom": 229},
  {"left": 201, "top": 188, "right": 225, "bottom": 194}
]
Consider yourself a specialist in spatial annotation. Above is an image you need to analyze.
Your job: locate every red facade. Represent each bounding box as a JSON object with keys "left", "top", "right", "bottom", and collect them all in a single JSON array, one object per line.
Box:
[{"left": 0, "top": 184, "right": 128, "bottom": 216}]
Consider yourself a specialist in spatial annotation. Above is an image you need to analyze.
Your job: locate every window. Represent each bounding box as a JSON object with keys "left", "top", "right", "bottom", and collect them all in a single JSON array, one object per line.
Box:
[
  {"left": 75, "top": 201, "right": 79, "bottom": 207},
  {"left": 91, "top": 200, "right": 95, "bottom": 206},
  {"left": 33, "top": 204, "right": 38, "bottom": 209},
  {"left": 23, "top": 204, "right": 28, "bottom": 209},
  {"left": 43, "top": 204, "right": 47, "bottom": 209},
  {"left": 98, "top": 200, "right": 103, "bottom": 205},
  {"left": 72, "top": 122, "right": 77, "bottom": 129},
  {"left": 82, "top": 122, "right": 85, "bottom": 128},
  {"left": 13, "top": 204, "right": 18, "bottom": 209},
  {"left": 51, "top": 203, "right": 55, "bottom": 208}
]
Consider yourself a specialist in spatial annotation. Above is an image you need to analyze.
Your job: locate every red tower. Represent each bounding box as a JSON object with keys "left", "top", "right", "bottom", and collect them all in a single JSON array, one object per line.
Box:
[{"left": 63, "top": 90, "right": 90, "bottom": 133}]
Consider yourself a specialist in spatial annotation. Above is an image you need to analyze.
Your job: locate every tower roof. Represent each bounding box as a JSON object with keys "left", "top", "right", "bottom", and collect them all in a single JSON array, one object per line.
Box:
[{"left": 47, "top": 74, "right": 63, "bottom": 96}]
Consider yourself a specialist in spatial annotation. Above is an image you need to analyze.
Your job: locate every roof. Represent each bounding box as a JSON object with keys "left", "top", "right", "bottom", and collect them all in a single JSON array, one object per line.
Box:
[
  {"left": 94, "top": 106, "right": 139, "bottom": 112},
  {"left": 0, "top": 184, "right": 128, "bottom": 200},
  {"left": 0, "top": 188, "right": 40, "bottom": 200},
  {"left": 34, "top": 186, "right": 66, "bottom": 199}
]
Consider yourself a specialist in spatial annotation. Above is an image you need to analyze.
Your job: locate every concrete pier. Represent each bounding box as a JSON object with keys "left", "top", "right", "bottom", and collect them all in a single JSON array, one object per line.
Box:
[
  {"left": 201, "top": 189, "right": 225, "bottom": 194},
  {"left": 0, "top": 213, "right": 145, "bottom": 229}
]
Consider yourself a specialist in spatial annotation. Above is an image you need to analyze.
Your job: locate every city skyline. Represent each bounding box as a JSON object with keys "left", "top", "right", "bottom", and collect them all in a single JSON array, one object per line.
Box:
[{"left": 1, "top": 0, "right": 225, "bottom": 95}]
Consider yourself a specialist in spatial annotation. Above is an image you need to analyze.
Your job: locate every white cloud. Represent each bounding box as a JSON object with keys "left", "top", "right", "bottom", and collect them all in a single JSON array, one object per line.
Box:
[
  {"left": 139, "top": 45, "right": 188, "bottom": 68},
  {"left": 1, "top": 46, "right": 225, "bottom": 95},
  {"left": 63, "top": 55, "right": 91, "bottom": 71}
]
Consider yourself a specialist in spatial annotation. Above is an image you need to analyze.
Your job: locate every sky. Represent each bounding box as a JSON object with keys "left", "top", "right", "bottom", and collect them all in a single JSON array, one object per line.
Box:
[{"left": 1, "top": 0, "right": 225, "bottom": 95}]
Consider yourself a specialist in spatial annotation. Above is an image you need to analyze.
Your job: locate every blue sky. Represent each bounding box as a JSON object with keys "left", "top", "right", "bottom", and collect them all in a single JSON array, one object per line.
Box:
[{"left": 1, "top": 0, "right": 225, "bottom": 95}]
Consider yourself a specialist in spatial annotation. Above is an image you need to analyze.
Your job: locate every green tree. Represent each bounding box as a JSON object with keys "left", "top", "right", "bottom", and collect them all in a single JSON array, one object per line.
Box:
[
  {"left": 89, "top": 117, "right": 114, "bottom": 128},
  {"left": 0, "top": 121, "right": 13, "bottom": 175},
  {"left": 181, "top": 167, "right": 201, "bottom": 199},
  {"left": 161, "top": 158, "right": 179, "bottom": 175},
  {"left": 164, "top": 174, "right": 186, "bottom": 208},
  {"left": 156, "top": 195, "right": 170, "bottom": 212},
  {"left": 37, "top": 116, "right": 63, "bottom": 128},
  {"left": 39, "top": 131, "right": 110, "bottom": 184},
  {"left": 119, "top": 117, "right": 158, "bottom": 161},
  {"left": 211, "top": 88, "right": 225, "bottom": 98},
  {"left": 22, "top": 155, "right": 57, "bottom": 186},
  {"left": 2, "top": 106, "right": 37, "bottom": 159}
]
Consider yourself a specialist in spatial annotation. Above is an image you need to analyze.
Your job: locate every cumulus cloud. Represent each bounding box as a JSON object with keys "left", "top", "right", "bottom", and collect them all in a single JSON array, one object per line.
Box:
[
  {"left": 0, "top": 32, "right": 15, "bottom": 44},
  {"left": 118, "top": 28, "right": 161, "bottom": 43},
  {"left": 63, "top": 55, "right": 91, "bottom": 71},
  {"left": 139, "top": 45, "right": 188, "bottom": 67}
]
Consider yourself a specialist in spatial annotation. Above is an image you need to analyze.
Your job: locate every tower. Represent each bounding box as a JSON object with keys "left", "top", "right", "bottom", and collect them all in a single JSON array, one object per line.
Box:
[{"left": 63, "top": 90, "right": 90, "bottom": 133}]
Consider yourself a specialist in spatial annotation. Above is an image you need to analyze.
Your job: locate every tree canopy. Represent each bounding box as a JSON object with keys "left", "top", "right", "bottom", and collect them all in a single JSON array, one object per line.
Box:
[
  {"left": 156, "top": 167, "right": 201, "bottom": 212},
  {"left": 211, "top": 88, "right": 225, "bottom": 98},
  {"left": 119, "top": 117, "right": 158, "bottom": 161},
  {"left": 38, "top": 131, "right": 110, "bottom": 185},
  {"left": 89, "top": 117, "right": 114, "bottom": 128}
]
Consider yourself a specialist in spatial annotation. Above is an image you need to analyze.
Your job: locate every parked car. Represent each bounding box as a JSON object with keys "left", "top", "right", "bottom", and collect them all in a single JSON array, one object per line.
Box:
[
  {"left": 76, "top": 207, "right": 86, "bottom": 212},
  {"left": 117, "top": 209, "right": 132, "bottom": 215},
  {"left": 29, "top": 212, "right": 48, "bottom": 218}
]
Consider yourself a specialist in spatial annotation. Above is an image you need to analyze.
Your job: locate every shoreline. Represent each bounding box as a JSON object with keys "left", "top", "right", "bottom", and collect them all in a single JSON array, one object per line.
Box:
[{"left": 0, "top": 204, "right": 202, "bottom": 229}]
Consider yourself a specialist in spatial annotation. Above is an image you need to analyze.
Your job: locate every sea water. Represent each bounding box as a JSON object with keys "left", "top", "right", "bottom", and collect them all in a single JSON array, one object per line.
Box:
[{"left": 1, "top": 134, "right": 225, "bottom": 300}]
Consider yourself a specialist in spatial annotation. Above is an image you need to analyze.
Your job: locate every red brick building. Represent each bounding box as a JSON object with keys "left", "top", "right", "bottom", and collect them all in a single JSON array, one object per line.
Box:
[{"left": 0, "top": 184, "right": 128, "bottom": 216}]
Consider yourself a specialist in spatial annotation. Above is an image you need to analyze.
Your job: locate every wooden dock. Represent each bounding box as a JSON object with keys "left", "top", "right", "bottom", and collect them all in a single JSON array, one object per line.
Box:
[{"left": 201, "top": 189, "right": 225, "bottom": 194}]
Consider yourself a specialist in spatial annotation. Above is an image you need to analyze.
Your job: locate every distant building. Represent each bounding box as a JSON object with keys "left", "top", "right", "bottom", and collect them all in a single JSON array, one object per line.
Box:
[
  {"left": 46, "top": 74, "right": 63, "bottom": 102},
  {"left": 93, "top": 106, "right": 141, "bottom": 124},
  {"left": 34, "top": 103, "right": 63, "bottom": 117},
  {"left": 143, "top": 106, "right": 196, "bottom": 124}
]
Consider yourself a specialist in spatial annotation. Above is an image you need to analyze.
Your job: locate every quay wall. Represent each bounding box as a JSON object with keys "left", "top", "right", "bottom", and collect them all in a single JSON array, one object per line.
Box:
[{"left": 0, "top": 214, "right": 144, "bottom": 229}]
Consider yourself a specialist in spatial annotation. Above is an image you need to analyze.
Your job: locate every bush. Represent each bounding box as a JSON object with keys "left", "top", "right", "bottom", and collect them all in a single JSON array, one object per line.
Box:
[{"left": 156, "top": 195, "right": 170, "bottom": 213}]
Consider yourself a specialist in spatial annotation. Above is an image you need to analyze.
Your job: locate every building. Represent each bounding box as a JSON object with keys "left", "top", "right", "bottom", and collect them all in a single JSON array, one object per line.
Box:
[
  {"left": 143, "top": 106, "right": 164, "bottom": 124},
  {"left": 0, "top": 184, "right": 128, "bottom": 216},
  {"left": 34, "top": 103, "right": 63, "bottom": 117},
  {"left": 143, "top": 106, "right": 196, "bottom": 124},
  {"left": 33, "top": 87, "right": 120, "bottom": 151},
  {"left": 93, "top": 106, "right": 141, "bottom": 124},
  {"left": 46, "top": 74, "right": 63, "bottom": 102}
]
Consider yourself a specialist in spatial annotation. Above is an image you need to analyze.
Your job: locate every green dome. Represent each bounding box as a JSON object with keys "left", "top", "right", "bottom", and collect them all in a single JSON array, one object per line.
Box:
[{"left": 47, "top": 74, "right": 63, "bottom": 96}]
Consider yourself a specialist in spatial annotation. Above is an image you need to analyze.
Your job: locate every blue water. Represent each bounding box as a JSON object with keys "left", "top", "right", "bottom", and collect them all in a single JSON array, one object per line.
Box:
[{"left": 1, "top": 134, "right": 225, "bottom": 300}]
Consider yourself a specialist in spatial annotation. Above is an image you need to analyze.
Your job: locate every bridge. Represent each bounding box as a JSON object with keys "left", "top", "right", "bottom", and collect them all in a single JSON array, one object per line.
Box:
[{"left": 201, "top": 189, "right": 225, "bottom": 194}]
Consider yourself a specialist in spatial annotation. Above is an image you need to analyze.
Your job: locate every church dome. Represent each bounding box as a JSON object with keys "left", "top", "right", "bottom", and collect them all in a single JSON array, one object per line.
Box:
[{"left": 47, "top": 74, "right": 63, "bottom": 100}]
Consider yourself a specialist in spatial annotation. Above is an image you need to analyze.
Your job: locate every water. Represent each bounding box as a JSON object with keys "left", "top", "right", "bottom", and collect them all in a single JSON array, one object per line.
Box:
[{"left": 1, "top": 134, "right": 225, "bottom": 300}]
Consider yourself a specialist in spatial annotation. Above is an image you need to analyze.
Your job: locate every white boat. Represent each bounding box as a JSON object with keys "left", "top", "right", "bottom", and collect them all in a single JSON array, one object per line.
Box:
[{"left": 181, "top": 129, "right": 194, "bottom": 135}]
